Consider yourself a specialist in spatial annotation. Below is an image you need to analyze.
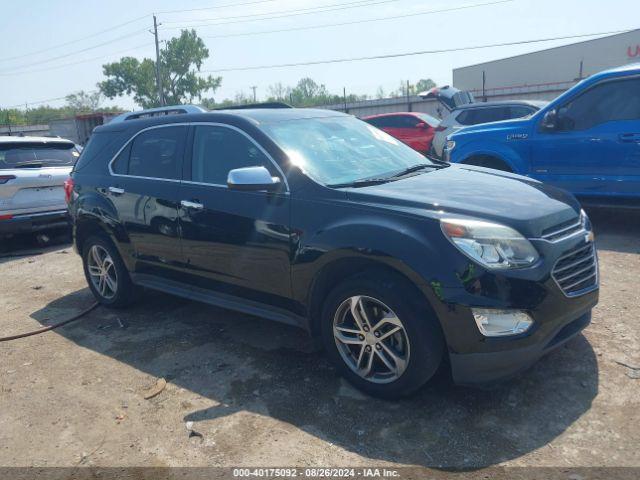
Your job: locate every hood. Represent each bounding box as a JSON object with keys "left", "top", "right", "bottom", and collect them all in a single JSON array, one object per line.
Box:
[
  {"left": 451, "top": 116, "right": 531, "bottom": 138},
  {"left": 344, "top": 164, "right": 580, "bottom": 238}
]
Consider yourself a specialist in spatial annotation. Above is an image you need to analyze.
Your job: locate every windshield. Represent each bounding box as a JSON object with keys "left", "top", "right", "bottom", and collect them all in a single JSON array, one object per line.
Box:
[
  {"left": 0, "top": 142, "right": 79, "bottom": 169},
  {"left": 261, "top": 116, "right": 435, "bottom": 186}
]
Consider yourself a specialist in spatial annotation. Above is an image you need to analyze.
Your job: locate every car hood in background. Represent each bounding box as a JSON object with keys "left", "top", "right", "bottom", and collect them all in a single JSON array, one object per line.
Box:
[{"left": 343, "top": 164, "right": 579, "bottom": 238}]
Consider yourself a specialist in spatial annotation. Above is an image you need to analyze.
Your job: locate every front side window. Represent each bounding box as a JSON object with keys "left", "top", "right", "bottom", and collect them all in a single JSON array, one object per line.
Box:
[
  {"left": 261, "top": 116, "right": 434, "bottom": 186},
  {"left": 191, "top": 126, "right": 273, "bottom": 185},
  {"left": 556, "top": 78, "right": 640, "bottom": 131},
  {"left": 127, "top": 126, "right": 186, "bottom": 179}
]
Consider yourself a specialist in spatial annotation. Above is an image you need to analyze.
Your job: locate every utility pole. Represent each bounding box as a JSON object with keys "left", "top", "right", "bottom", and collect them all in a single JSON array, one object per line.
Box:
[
  {"left": 343, "top": 87, "right": 348, "bottom": 113},
  {"left": 152, "top": 15, "right": 165, "bottom": 106},
  {"left": 251, "top": 86, "right": 257, "bottom": 102}
]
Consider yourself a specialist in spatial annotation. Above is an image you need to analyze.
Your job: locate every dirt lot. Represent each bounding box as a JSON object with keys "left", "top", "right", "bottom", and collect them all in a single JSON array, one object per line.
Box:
[{"left": 0, "top": 209, "right": 639, "bottom": 472}]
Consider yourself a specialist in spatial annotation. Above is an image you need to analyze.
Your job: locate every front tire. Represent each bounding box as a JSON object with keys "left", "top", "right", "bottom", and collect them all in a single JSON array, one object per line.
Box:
[
  {"left": 320, "top": 271, "right": 444, "bottom": 398},
  {"left": 82, "top": 235, "right": 136, "bottom": 308}
]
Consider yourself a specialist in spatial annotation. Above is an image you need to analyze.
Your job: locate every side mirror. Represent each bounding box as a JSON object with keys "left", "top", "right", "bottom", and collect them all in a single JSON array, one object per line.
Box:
[
  {"left": 415, "top": 122, "right": 428, "bottom": 129},
  {"left": 540, "top": 109, "right": 558, "bottom": 131},
  {"left": 227, "top": 166, "right": 281, "bottom": 192}
]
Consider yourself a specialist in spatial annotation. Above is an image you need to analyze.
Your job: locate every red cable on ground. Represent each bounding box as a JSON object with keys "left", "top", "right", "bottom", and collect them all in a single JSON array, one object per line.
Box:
[{"left": 0, "top": 303, "right": 99, "bottom": 342}]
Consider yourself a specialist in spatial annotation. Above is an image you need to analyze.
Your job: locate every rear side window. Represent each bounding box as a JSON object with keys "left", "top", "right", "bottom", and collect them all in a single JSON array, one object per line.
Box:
[
  {"left": 457, "top": 107, "right": 512, "bottom": 125},
  {"left": 191, "top": 126, "right": 273, "bottom": 185},
  {"left": 0, "top": 142, "right": 79, "bottom": 169},
  {"left": 510, "top": 105, "right": 536, "bottom": 118},
  {"left": 125, "top": 126, "right": 186, "bottom": 180}
]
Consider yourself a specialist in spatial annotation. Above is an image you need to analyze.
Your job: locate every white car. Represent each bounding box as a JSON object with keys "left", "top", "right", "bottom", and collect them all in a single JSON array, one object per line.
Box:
[
  {"left": 418, "top": 86, "right": 547, "bottom": 158},
  {"left": 430, "top": 100, "right": 547, "bottom": 158},
  {"left": 0, "top": 136, "right": 80, "bottom": 238}
]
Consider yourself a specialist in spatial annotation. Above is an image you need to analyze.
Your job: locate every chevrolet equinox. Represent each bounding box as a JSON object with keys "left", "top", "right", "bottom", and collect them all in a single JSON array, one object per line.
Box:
[{"left": 67, "top": 106, "right": 599, "bottom": 398}]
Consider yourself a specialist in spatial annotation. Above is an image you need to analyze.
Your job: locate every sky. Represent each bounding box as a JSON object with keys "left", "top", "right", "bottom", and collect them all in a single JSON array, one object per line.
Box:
[{"left": 0, "top": 0, "right": 638, "bottom": 111}]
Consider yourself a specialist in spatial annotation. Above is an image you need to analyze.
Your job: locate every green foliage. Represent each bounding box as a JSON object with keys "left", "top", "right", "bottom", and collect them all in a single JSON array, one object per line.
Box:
[
  {"left": 98, "top": 30, "right": 222, "bottom": 108},
  {"left": 1, "top": 90, "right": 121, "bottom": 127}
]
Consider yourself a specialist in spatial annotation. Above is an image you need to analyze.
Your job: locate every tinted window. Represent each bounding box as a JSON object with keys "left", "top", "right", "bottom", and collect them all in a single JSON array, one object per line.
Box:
[
  {"left": 510, "top": 105, "right": 536, "bottom": 118},
  {"left": 111, "top": 143, "right": 130, "bottom": 174},
  {"left": 0, "top": 142, "right": 79, "bottom": 169},
  {"left": 191, "top": 126, "right": 273, "bottom": 185},
  {"left": 365, "top": 115, "right": 422, "bottom": 129},
  {"left": 128, "top": 126, "right": 186, "bottom": 180},
  {"left": 457, "top": 106, "right": 512, "bottom": 125},
  {"left": 558, "top": 78, "right": 640, "bottom": 131}
]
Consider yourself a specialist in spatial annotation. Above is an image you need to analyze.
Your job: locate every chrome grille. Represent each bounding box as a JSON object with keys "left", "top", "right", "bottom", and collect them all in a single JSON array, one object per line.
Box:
[
  {"left": 552, "top": 243, "right": 598, "bottom": 296},
  {"left": 541, "top": 217, "right": 583, "bottom": 242}
]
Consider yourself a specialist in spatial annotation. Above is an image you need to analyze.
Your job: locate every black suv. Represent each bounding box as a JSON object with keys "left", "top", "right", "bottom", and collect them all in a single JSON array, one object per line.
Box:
[{"left": 68, "top": 106, "right": 599, "bottom": 398}]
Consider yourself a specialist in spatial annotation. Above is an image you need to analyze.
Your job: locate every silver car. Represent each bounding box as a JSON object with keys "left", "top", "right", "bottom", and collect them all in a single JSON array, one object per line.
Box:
[
  {"left": 0, "top": 136, "right": 80, "bottom": 238},
  {"left": 431, "top": 101, "right": 547, "bottom": 158}
]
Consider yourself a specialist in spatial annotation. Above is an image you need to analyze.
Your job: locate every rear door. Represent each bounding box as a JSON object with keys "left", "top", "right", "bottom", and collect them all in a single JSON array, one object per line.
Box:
[
  {"left": 531, "top": 76, "right": 640, "bottom": 197},
  {"left": 108, "top": 125, "right": 187, "bottom": 277},
  {"left": 178, "top": 124, "right": 292, "bottom": 304},
  {"left": 0, "top": 141, "right": 79, "bottom": 215}
]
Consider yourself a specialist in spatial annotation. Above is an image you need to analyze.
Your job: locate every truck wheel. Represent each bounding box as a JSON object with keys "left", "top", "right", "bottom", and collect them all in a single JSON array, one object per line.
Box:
[
  {"left": 82, "top": 235, "right": 136, "bottom": 308},
  {"left": 320, "top": 271, "right": 444, "bottom": 398}
]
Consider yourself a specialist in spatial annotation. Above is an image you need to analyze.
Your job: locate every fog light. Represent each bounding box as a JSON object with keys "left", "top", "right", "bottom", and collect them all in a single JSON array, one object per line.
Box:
[{"left": 471, "top": 309, "right": 533, "bottom": 337}]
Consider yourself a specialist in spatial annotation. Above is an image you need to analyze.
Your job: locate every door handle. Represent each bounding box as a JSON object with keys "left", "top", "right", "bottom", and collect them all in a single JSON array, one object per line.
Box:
[
  {"left": 619, "top": 133, "right": 640, "bottom": 143},
  {"left": 108, "top": 186, "right": 125, "bottom": 195},
  {"left": 180, "top": 200, "right": 204, "bottom": 210}
]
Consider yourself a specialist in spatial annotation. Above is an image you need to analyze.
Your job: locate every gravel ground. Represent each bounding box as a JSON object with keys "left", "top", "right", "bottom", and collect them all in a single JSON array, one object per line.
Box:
[{"left": 0, "top": 208, "right": 639, "bottom": 472}]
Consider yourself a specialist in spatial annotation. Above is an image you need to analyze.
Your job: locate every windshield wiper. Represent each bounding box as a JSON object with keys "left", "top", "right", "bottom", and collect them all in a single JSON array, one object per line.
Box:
[
  {"left": 327, "top": 178, "right": 394, "bottom": 188},
  {"left": 389, "top": 163, "right": 448, "bottom": 178}
]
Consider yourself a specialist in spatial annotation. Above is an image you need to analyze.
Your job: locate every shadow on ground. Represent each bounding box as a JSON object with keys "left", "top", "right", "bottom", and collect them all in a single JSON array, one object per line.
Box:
[
  {"left": 587, "top": 206, "right": 640, "bottom": 254},
  {"left": 32, "top": 286, "right": 599, "bottom": 469}
]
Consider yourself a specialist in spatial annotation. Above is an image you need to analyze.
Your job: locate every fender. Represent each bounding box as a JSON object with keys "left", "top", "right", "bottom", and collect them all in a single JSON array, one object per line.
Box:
[
  {"left": 73, "top": 189, "right": 135, "bottom": 269},
  {"left": 291, "top": 212, "right": 470, "bottom": 331},
  {"left": 452, "top": 139, "right": 526, "bottom": 173}
]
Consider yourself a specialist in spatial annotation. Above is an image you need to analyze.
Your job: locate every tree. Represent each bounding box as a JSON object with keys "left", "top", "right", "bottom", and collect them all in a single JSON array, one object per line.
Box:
[
  {"left": 99, "top": 30, "right": 222, "bottom": 108},
  {"left": 65, "top": 90, "right": 104, "bottom": 113},
  {"left": 375, "top": 86, "right": 386, "bottom": 99},
  {"left": 415, "top": 78, "right": 436, "bottom": 94},
  {"left": 267, "top": 82, "right": 290, "bottom": 101}
]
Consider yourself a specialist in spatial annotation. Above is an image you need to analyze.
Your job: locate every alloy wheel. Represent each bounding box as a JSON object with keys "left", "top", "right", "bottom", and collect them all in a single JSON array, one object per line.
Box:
[
  {"left": 333, "top": 295, "right": 410, "bottom": 384},
  {"left": 87, "top": 245, "right": 118, "bottom": 300}
]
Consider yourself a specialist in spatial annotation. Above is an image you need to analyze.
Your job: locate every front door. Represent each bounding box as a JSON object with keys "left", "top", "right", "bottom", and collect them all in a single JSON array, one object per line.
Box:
[
  {"left": 108, "top": 125, "right": 187, "bottom": 278},
  {"left": 178, "top": 124, "right": 291, "bottom": 306},
  {"left": 531, "top": 76, "right": 640, "bottom": 198}
]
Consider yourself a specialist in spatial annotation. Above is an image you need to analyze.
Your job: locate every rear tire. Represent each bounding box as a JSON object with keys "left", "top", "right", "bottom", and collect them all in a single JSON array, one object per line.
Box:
[
  {"left": 320, "top": 270, "right": 444, "bottom": 399},
  {"left": 82, "top": 235, "right": 136, "bottom": 308}
]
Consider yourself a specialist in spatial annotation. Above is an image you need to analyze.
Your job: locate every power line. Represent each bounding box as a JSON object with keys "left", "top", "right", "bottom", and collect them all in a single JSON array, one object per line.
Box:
[
  {"left": 202, "top": 0, "right": 514, "bottom": 40},
  {"left": 203, "top": 29, "right": 634, "bottom": 73},
  {"left": 156, "top": 0, "right": 279, "bottom": 15},
  {"left": 0, "top": 15, "right": 150, "bottom": 63},
  {"left": 162, "top": 0, "right": 399, "bottom": 29},
  {"left": 0, "top": 43, "right": 152, "bottom": 77},
  {"left": 0, "top": 0, "right": 283, "bottom": 64},
  {"left": 4, "top": 90, "right": 99, "bottom": 110},
  {"left": 0, "top": 28, "right": 149, "bottom": 73}
]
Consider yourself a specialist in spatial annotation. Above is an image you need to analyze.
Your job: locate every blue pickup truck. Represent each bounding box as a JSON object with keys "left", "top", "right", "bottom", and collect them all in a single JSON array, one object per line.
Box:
[{"left": 446, "top": 64, "right": 640, "bottom": 207}]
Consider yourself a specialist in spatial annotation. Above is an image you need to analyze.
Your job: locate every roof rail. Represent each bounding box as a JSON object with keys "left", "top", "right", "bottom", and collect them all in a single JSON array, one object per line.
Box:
[
  {"left": 109, "top": 105, "right": 208, "bottom": 123},
  {"left": 215, "top": 102, "right": 293, "bottom": 110}
]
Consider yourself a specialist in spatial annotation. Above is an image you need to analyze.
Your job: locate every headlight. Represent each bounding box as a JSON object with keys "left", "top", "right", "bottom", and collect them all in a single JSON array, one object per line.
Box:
[
  {"left": 580, "top": 208, "right": 592, "bottom": 231},
  {"left": 445, "top": 140, "right": 456, "bottom": 151},
  {"left": 441, "top": 218, "right": 539, "bottom": 269}
]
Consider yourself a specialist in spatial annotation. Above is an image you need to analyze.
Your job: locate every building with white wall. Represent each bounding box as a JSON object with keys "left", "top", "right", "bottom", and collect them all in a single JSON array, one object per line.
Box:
[{"left": 453, "top": 29, "right": 640, "bottom": 102}]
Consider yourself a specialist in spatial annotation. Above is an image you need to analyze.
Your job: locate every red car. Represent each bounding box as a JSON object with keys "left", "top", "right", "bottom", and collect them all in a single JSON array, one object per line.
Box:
[{"left": 361, "top": 112, "right": 440, "bottom": 155}]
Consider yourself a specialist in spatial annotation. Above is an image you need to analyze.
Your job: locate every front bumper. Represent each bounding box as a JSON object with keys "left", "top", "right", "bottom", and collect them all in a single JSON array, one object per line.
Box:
[
  {"left": 0, "top": 209, "right": 70, "bottom": 236},
  {"left": 450, "top": 309, "right": 592, "bottom": 385}
]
